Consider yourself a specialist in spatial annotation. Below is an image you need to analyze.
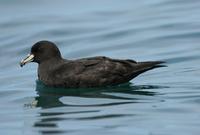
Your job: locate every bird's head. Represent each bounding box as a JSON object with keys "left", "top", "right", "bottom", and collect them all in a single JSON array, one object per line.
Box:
[{"left": 20, "top": 41, "right": 61, "bottom": 67}]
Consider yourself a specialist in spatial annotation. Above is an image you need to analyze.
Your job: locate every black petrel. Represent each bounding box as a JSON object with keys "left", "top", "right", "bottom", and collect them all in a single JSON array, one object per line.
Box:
[{"left": 20, "top": 41, "right": 165, "bottom": 88}]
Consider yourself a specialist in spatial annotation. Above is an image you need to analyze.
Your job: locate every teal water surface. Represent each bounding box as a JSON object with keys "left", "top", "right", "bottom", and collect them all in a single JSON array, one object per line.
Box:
[{"left": 0, "top": 0, "right": 200, "bottom": 135}]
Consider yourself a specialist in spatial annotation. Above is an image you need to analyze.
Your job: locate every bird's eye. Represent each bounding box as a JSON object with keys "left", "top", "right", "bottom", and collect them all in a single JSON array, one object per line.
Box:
[{"left": 37, "top": 47, "right": 44, "bottom": 53}]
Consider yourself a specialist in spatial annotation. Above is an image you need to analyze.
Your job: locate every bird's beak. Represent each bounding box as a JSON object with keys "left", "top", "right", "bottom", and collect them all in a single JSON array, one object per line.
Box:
[{"left": 20, "top": 54, "right": 34, "bottom": 67}]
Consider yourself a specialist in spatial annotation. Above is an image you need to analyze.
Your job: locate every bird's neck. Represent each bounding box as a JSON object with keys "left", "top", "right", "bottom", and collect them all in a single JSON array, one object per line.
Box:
[{"left": 38, "top": 57, "right": 62, "bottom": 75}]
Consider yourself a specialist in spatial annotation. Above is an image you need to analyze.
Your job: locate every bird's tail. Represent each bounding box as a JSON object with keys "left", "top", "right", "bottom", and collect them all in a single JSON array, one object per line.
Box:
[
  {"left": 138, "top": 61, "right": 166, "bottom": 69},
  {"left": 128, "top": 61, "right": 166, "bottom": 79}
]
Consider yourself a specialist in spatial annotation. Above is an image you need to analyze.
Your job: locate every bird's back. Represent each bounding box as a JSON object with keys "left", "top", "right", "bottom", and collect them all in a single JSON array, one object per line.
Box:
[{"left": 39, "top": 56, "right": 164, "bottom": 88}]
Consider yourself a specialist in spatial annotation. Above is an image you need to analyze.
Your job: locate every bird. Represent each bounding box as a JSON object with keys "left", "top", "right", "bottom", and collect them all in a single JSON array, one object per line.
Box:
[{"left": 20, "top": 41, "right": 165, "bottom": 88}]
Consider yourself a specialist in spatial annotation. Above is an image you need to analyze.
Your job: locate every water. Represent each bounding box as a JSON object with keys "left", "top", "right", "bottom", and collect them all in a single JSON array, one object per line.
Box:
[{"left": 0, "top": 0, "right": 200, "bottom": 134}]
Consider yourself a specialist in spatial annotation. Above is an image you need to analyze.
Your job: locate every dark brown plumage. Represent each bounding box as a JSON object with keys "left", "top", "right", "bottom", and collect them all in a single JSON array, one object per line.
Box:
[{"left": 20, "top": 41, "right": 165, "bottom": 88}]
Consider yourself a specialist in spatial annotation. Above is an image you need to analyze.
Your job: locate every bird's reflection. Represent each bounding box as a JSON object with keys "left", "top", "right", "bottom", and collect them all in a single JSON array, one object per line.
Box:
[
  {"left": 31, "top": 80, "right": 168, "bottom": 134},
  {"left": 33, "top": 80, "right": 167, "bottom": 109}
]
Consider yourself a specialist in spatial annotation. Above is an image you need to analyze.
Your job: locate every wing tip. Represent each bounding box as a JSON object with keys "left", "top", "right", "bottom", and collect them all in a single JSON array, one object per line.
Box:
[{"left": 153, "top": 61, "right": 167, "bottom": 68}]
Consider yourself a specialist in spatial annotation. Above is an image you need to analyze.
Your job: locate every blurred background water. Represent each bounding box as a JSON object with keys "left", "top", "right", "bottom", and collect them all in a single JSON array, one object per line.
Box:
[{"left": 0, "top": 0, "right": 200, "bottom": 135}]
